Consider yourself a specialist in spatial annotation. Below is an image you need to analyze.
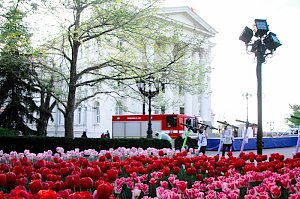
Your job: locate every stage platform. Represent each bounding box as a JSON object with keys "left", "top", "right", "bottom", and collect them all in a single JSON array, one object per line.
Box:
[{"left": 207, "top": 136, "right": 298, "bottom": 151}]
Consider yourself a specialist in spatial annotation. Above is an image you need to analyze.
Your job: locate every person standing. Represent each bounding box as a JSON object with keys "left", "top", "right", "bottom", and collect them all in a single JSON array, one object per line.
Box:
[
  {"left": 81, "top": 131, "right": 88, "bottom": 138},
  {"left": 197, "top": 126, "right": 208, "bottom": 155},
  {"left": 221, "top": 125, "right": 234, "bottom": 156},
  {"left": 105, "top": 130, "right": 110, "bottom": 138}
]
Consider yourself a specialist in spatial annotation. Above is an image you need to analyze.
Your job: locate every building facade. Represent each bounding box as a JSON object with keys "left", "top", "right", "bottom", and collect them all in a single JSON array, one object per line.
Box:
[{"left": 45, "top": 6, "right": 217, "bottom": 138}]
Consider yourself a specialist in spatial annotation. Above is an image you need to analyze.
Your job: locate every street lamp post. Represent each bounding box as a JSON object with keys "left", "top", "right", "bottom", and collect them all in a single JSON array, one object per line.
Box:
[
  {"left": 242, "top": 92, "right": 252, "bottom": 123},
  {"left": 267, "top": 121, "right": 274, "bottom": 132},
  {"left": 239, "top": 19, "right": 281, "bottom": 155},
  {"left": 136, "top": 75, "right": 160, "bottom": 138}
]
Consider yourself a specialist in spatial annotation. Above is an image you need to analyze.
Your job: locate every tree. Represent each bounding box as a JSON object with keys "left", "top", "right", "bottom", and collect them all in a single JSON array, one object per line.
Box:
[
  {"left": 35, "top": 0, "right": 208, "bottom": 138},
  {"left": 0, "top": 0, "right": 56, "bottom": 136},
  {"left": 0, "top": 1, "right": 38, "bottom": 134},
  {"left": 286, "top": 104, "right": 300, "bottom": 127}
]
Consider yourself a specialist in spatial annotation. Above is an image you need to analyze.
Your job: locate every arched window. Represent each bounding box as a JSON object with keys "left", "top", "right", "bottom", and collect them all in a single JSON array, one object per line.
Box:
[{"left": 94, "top": 102, "right": 100, "bottom": 123}]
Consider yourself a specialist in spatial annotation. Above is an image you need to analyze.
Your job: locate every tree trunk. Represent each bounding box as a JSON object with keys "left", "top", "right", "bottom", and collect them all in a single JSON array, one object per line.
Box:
[
  {"left": 65, "top": 85, "right": 76, "bottom": 138},
  {"left": 64, "top": 46, "right": 78, "bottom": 138},
  {"left": 64, "top": 6, "right": 81, "bottom": 138},
  {"left": 36, "top": 117, "right": 47, "bottom": 136}
]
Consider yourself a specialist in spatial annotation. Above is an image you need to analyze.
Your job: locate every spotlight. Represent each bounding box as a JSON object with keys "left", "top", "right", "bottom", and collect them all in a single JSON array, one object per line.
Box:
[
  {"left": 254, "top": 19, "right": 269, "bottom": 37},
  {"left": 239, "top": 26, "right": 253, "bottom": 44},
  {"left": 263, "top": 32, "right": 282, "bottom": 51}
]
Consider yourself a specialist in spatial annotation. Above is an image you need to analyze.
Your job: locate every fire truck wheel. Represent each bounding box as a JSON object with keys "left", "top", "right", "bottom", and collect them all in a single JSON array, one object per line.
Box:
[{"left": 174, "top": 137, "right": 183, "bottom": 150}]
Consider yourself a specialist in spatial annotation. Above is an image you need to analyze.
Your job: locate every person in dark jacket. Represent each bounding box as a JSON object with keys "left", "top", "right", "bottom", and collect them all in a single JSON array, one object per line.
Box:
[{"left": 81, "top": 131, "right": 87, "bottom": 138}]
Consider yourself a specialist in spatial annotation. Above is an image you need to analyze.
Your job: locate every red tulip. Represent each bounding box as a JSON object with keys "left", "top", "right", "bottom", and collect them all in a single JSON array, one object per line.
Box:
[
  {"left": 38, "top": 189, "right": 57, "bottom": 199},
  {"left": 196, "top": 173, "right": 203, "bottom": 181},
  {"left": 12, "top": 166, "right": 24, "bottom": 176},
  {"left": 95, "top": 181, "right": 113, "bottom": 199},
  {"left": 186, "top": 167, "right": 196, "bottom": 176},
  {"left": 30, "top": 172, "right": 42, "bottom": 180},
  {"left": 70, "top": 191, "right": 92, "bottom": 199},
  {"left": 56, "top": 190, "right": 70, "bottom": 199},
  {"left": 162, "top": 167, "right": 170, "bottom": 176},
  {"left": 80, "top": 177, "right": 94, "bottom": 191},
  {"left": 0, "top": 191, "right": 4, "bottom": 199},
  {"left": 200, "top": 168, "right": 206, "bottom": 174},
  {"left": 15, "top": 176, "right": 27, "bottom": 186},
  {"left": 64, "top": 175, "right": 80, "bottom": 191},
  {"left": 158, "top": 150, "right": 164, "bottom": 156},
  {"left": 234, "top": 159, "right": 245, "bottom": 168},
  {"left": 29, "top": 179, "right": 43, "bottom": 194},
  {"left": 6, "top": 172, "right": 17, "bottom": 187},
  {"left": 105, "top": 152, "right": 112, "bottom": 159},
  {"left": 54, "top": 181, "right": 64, "bottom": 191},
  {"left": 107, "top": 169, "right": 118, "bottom": 183},
  {"left": 91, "top": 167, "right": 101, "bottom": 179},
  {"left": 0, "top": 173, "right": 7, "bottom": 187},
  {"left": 42, "top": 168, "right": 52, "bottom": 180},
  {"left": 9, "top": 188, "right": 32, "bottom": 199},
  {"left": 172, "top": 166, "right": 180, "bottom": 175},
  {"left": 194, "top": 162, "right": 201, "bottom": 169},
  {"left": 34, "top": 159, "right": 46, "bottom": 169},
  {"left": 227, "top": 151, "right": 233, "bottom": 157}
]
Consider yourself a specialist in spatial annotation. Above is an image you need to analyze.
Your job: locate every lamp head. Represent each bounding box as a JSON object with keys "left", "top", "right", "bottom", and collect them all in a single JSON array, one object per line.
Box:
[
  {"left": 239, "top": 26, "right": 253, "bottom": 44},
  {"left": 263, "top": 32, "right": 282, "bottom": 51},
  {"left": 254, "top": 19, "right": 269, "bottom": 37},
  {"left": 136, "top": 79, "right": 145, "bottom": 90}
]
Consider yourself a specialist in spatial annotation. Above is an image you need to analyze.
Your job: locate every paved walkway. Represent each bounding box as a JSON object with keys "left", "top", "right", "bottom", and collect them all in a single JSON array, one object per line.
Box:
[{"left": 205, "top": 147, "right": 297, "bottom": 158}]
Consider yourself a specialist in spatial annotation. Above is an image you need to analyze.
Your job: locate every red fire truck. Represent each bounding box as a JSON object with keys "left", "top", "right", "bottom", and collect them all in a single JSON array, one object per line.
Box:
[{"left": 112, "top": 114, "right": 201, "bottom": 149}]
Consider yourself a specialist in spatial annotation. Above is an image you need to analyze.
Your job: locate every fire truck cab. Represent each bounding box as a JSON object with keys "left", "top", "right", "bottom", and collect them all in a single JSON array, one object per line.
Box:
[{"left": 112, "top": 114, "right": 201, "bottom": 149}]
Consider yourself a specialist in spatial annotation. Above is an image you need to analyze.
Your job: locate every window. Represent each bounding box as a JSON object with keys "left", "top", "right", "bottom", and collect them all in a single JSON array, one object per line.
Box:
[
  {"left": 166, "top": 116, "right": 177, "bottom": 127},
  {"left": 161, "top": 106, "right": 165, "bottom": 114},
  {"left": 115, "top": 104, "right": 123, "bottom": 115},
  {"left": 58, "top": 111, "right": 62, "bottom": 125},
  {"left": 118, "top": 40, "right": 124, "bottom": 47},
  {"left": 95, "top": 102, "right": 100, "bottom": 123},
  {"left": 78, "top": 107, "right": 81, "bottom": 124},
  {"left": 180, "top": 107, "right": 184, "bottom": 114},
  {"left": 179, "top": 85, "right": 184, "bottom": 95},
  {"left": 154, "top": 109, "right": 160, "bottom": 114}
]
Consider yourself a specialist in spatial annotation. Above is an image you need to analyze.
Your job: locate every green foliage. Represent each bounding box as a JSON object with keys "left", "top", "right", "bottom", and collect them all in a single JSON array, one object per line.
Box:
[
  {"left": 0, "top": 1, "right": 33, "bottom": 54},
  {"left": 0, "top": 128, "right": 17, "bottom": 136},
  {"left": 286, "top": 104, "right": 300, "bottom": 127},
  {"left": 0, "top": 1, "right": 41, "bottom": 135}
]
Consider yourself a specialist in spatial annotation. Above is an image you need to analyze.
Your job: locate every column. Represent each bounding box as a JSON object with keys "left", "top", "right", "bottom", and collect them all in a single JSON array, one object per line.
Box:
[
  {"left": 199, "top": 48, "right": 212, "bottom": 125},
  {"left": 184, "top": 49, "right": 193, "bottom": 116}
]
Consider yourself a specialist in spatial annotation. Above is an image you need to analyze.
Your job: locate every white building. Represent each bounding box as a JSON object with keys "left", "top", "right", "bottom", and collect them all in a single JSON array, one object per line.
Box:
[{"left": 46, "top": 6, "right": 217, "bottom": 138}]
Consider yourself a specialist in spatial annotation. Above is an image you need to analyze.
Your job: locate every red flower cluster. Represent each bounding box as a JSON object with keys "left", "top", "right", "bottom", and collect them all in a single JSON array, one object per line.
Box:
[{"left": 0, "top": 149, "right": 300, "bottom": 199}]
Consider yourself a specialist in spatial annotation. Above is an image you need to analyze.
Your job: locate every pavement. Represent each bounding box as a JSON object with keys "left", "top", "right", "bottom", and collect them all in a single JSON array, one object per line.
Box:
[{"left": 205, "top": 147, "right": 297, "bottom": 159}]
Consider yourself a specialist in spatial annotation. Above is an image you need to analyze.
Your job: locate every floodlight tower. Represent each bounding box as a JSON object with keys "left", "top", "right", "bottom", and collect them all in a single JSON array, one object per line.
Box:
[{"left": 239, "top": 19, "right": 281, "bottom": 155}]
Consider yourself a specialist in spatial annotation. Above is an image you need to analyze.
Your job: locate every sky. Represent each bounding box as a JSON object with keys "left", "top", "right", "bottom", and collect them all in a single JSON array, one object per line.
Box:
[{"left": 164, "top": 0, "right": 300, "bottom": 131}]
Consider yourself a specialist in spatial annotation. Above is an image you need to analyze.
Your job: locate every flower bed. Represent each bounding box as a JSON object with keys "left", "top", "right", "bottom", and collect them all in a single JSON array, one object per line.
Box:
[{"left": 0, "top": 147, "right": 300, "bottom": 199}]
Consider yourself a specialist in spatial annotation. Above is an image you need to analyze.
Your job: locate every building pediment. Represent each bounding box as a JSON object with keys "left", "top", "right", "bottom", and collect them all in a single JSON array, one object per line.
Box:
[{"left": 158, "top": 6, "right": 217, "bottom": 38}]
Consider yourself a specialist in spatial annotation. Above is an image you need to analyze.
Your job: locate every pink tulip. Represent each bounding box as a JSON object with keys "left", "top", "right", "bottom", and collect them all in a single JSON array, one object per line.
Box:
[
  {"left": 131, "top": 187, "right": 141, "bottom": 199},
  {"left": 160, "top": 181, "right": 168, "bottom": 189},
  {"left": 270, "top": 185, "right": 281, "bottom": 198}
]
